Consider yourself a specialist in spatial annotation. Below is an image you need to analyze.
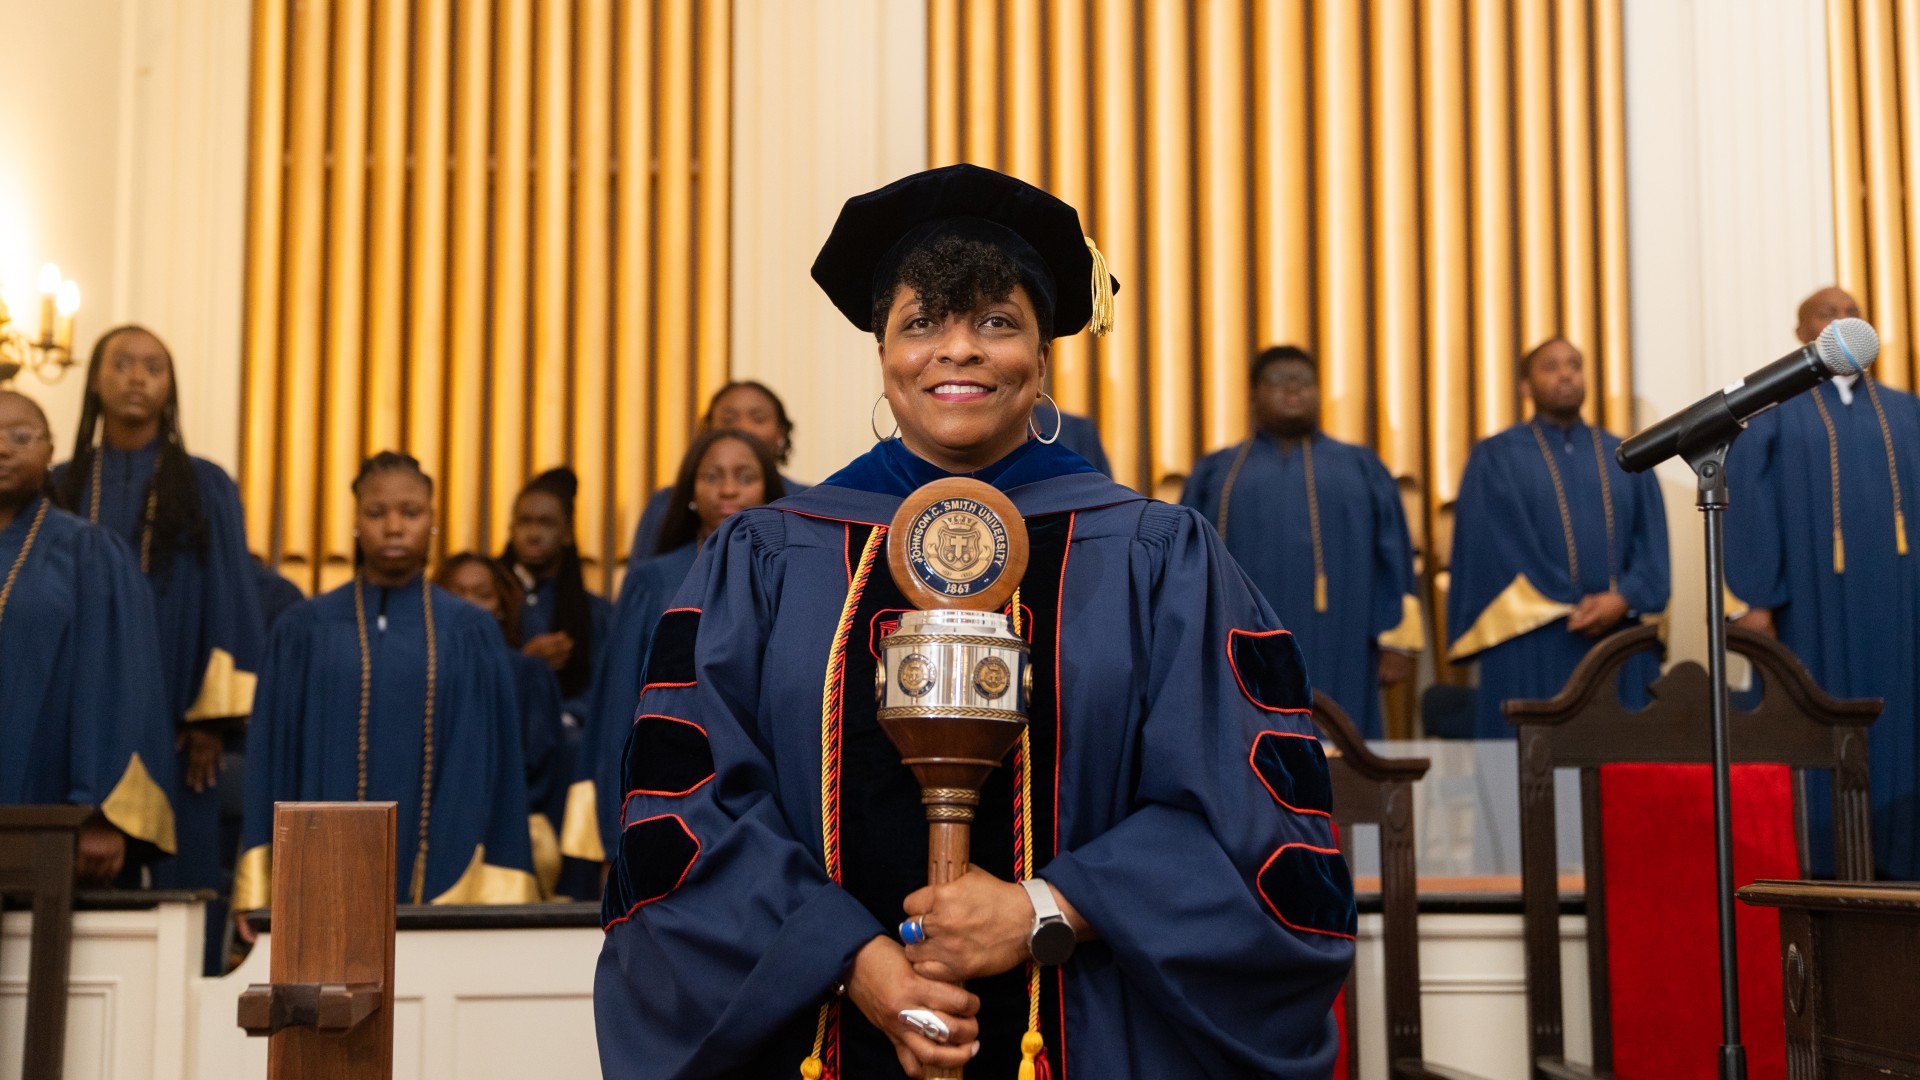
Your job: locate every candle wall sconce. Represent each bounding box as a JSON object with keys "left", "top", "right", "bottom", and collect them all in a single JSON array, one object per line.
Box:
[{"left": 0, "top": 263, "right": 80, "bottom": 386}]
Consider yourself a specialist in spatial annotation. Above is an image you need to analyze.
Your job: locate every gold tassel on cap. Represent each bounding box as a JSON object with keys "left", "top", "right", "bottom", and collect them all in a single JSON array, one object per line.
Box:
[{"left": 1084, "top": 236, "right": 1115, "bottom": 337}]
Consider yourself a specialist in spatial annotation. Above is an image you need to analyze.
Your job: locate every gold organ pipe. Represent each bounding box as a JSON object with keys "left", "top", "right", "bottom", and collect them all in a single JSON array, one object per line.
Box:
[
  {"left": 1372, "top": 0, "right": 1423, "bottom": 483},
  {"left": 365, "top": 0, "right": 410, "bottom": 457},
  {"left": 1512, "top": 0, "right": 1559, "bottom": 355},
  {"left": 1197, "top": 0, "right": 1250, "bottom": 454},
  {"left": 1469, "top": 0, "right": 1517, "bottom": 437},
  {"left": 613, "top": 0, "right": 656, "bottom": 563},
  {"left": 1423, "top": 0, "right": 1473, "bottom": 515},
  {"left": 1005, "top": 0, "right": 1044, "bottom": 184},
  {"left": 574, "top": 0, "right": 613, "bottom": 585},
  {"left": 1900, "top": 0, "right": 1920, "bottom": 389},
  {"left": 405, "top": 0, "right": 453, "bottom": 531},
  {"left": 1092, "top": 0, "right": 1142, "bottom": 489},
  {"left": 1045, "top": 0, "right": 1093, "bottom": 416},
  {"left": 490, "top": 0, "right": 534, "bottom": 543},
  {"left": 320, "top": 0, "right": 372, "bottom": 594},
  {"left": 1829, "top": 0, "right": 1868, "bottom": 307},
  {"left": 1554, "top": 0, "right": 1598, "bottom": 426},
  {"left": 1253, "top": 0, "right": 1312, "bottom": 350},
  {"left": 444, "top": 0, "right": 493, "bottom": 558},
  {"left": 654, "top": 0, "right": 695, "bottom": 492},
  {"left": 1859, "top": 0, "right": 1911, "bottom": 391},
  {"left": 1595, "top": 0, "right": 1632, "bottom": 431},
  {"left": 928, "top": 0, "right": 961, "bottom": 166},
  {"left": 695, "top": 0, "right": 731, "bottom": 410},
  {"left": 1313, "top": 0, "right": 1367, "bottom": 444},
  {"left": 962, "top": 0, "right": 1002, "bottom": 167},
  {"left": 531, "top": 0, "right": 573, "bottom": 470},
  {"left": 1144, "top": 0, "right": 1195, "bottom": 488},
  {"left": 240, "top": 0, "right": 287, "bottom": 559},
  {"left": 277, "top": 0, "right": 332, "bottom": 583}
]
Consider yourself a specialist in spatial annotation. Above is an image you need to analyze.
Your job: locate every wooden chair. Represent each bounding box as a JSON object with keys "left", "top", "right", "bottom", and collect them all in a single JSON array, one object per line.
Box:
[
  {"left": 1504, "top": 624, "right": 1878, "bottom": 1080},
  {"left": 1314, "top": 692, "right": 1490, "bottom": 1080},
  {"left": 0, "top": 805, "right": 92, "bottom": 1080}
]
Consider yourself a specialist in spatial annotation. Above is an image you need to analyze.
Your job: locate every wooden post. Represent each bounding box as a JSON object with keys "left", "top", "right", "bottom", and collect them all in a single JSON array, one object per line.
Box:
[
  {"left": 238, "top": 802, "right": 397, "bottom": 1080},
  {"left": 0, "top": 805, "right": 92, "bottom": 1080}
]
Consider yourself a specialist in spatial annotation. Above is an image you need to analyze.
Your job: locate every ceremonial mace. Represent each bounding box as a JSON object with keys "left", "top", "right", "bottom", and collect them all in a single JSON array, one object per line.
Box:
[{"left": 875, "top": 478, "right": 1031, "bottom": 1079}]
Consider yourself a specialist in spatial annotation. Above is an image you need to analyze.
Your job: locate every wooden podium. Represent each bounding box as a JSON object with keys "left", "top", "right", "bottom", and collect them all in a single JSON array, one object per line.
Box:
[
  {"left": 0, "top": 805, "right": 92, "bottom": 1080},
  {"left": 1738, "top": 880, "right": 1920, "bottom": 1078},
  {"left": 237, "top": 802, "right": 397, "bottom": 1079}
]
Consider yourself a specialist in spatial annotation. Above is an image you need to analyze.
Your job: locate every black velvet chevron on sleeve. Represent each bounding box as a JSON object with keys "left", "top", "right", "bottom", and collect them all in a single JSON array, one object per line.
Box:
[
  {"left": 602, "top": 815, "right": 701, "bottom": 929},
  {"left": 1228, "top": 629, "right": 1312, "bottom": 713},
  {"left": 641, "top": 608, "right": 702, "bottom": 687},
  {"left": 1257, "top": 845, "right": 1357, "bottom": 939},
  {"left": 621, "top": 714, "right": 716, "bottom": 798},
  {"left": 1251, "top": 731, "right": 1333, "bottom": 816}
]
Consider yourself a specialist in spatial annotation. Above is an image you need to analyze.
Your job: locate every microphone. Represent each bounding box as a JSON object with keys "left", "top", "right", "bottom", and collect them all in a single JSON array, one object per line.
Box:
[{"left": 1616, "top": 317, "right": 1880, "bottom": 472}]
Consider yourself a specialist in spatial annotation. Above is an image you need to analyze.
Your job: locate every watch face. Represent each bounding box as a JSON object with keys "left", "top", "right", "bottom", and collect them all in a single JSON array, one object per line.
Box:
[{"left": 1030, "top": 919, "right": 1076, "bottom": 966}]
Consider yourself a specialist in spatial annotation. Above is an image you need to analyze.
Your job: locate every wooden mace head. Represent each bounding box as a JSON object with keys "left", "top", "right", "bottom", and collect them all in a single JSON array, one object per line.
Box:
[
  {"left": 879, "top": 478, "right": 1032, "bottom": 812},
  {"left": 886, "top": 477, "right": 1028, "bottom": 611}
]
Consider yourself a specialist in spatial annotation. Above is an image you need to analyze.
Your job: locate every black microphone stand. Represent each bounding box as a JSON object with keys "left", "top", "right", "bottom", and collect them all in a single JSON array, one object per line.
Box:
[{"left": 1673, "top": 394, "right": 1749, "bottom": 1080}]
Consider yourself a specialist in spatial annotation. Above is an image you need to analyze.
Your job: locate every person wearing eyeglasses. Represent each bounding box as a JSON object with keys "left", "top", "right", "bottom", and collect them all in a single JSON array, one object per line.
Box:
[
  {"left": 1182, "top": 345, "right": 1424, "bottom": 738},
  {"left": 0, "top": 390, "right": 177, "bottom": 886}
]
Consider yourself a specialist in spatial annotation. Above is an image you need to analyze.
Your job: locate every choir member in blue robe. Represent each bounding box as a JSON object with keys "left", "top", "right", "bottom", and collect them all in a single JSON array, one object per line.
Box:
[
  {"left": 1183, "top": 345, "right": 1424, "bottom": 737},
  {"left": 1728, "top": 286, "right": 1920, "bottom": 878},
  {"left": 49, "top": 326, "right": 264, "bottom": 967},
  {"left": 1447, "top": 338, "right": 1670, "bottom": 737},
  {"left": 0, "top": 391, "right": 178, "bottom": 884},
  {"left": 253, "top": 556, "right": 306, "bottom": 632},
  {"left": 235, "top": 453, "right": 538, "bottom": 922},
  {"left": 563, "top": 428, "right": 786, "bottom": 865},
  {"left": 437, "top": 552, "right": 568, "bottom": 895},
  {"left": 625, "top": 381, "right": 811, "bottom": 574},
  {"left": 594, "top": 165, "right": 1350, "bottom": 1080},
  {"left": 501, "top": 467, "right": 613, "bottom": 721},
  {"left": 1031, "top": 396, "right": 1111, "bottom": 477}
]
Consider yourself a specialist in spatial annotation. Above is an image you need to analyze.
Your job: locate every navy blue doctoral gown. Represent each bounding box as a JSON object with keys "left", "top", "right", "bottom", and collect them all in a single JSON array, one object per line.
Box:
[
  {"left": 1726, "top": 378, "right": 1920, "bottom": 878},
  {"left": 0, "top": 497, "right": 178, "bottom": 857},
  {"left": 1183, "top": 431, "right": 1422, "bottom": 737},
  {"left": 595, "top": 439, "right": 1352, "bottom": 1079},
  {"left": 564, "top": 541, "right": 699, "bottom": 863},
  {"left": 53, "top": 442, "right": 264, "bottom": 897},
  {"left": 1447, "top": 420, "right": 1670, "bottom": 737},
  {"left": 236, "top": 577, "right": 538, "bottom": 910}
]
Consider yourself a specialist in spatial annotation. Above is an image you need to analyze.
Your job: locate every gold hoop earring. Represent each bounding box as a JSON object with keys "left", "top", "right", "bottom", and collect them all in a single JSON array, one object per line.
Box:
[
  {"left": 1029, "top": 392, "right": 1063, "bottom": 445},
  {"left": 871, "top": 394, "right": 899, "bottom": 441}
]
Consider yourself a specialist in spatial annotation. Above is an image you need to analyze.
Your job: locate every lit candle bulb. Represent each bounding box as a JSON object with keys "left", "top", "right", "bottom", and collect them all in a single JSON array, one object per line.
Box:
[
  {"left": 36, "top": 263, "right": 60, "bottom": 345},
  {"left": 55, "top": 280, "right": 79, "bottom": 352}
]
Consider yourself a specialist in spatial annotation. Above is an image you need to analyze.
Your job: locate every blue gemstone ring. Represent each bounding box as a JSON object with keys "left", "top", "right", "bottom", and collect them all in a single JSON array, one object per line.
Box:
[{"left": 899, "top": 916, "right": 926, "bottom": 945}]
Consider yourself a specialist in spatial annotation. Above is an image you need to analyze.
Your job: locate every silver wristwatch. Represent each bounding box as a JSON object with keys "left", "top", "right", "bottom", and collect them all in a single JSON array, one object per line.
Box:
[{"left": 1022, "top": 878, "right": 1076, "bottom": 966}]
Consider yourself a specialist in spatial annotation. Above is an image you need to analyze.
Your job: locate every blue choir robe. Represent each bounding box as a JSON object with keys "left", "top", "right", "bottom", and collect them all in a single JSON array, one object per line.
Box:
[
  {"left": 625, "top": 475, "right": 812, "bottom": 579},
  {"left": 52, "top": 442, "right": 264, "bottom": 897},
  {"left": 508, "top": 648, "right": 567, "bottom": 895},
  {"left": 1726, "top": 378, "right": 1920, "bottom": 878},
  {"left": 1031, "top": 398, "right": 1112, "bottom": 477},
  {"left": 235, "top": 576, "right": 539, "bottom": 911},
  {"left": 1182, "top": 431, "right": 1425, "bottom": 737},
  {"left": 0, "top": 497, "right": 178, "bottom": 858},
  {"left": 519, "top": 575, "right": 615, "bottom": 719},
  {"left": 595, "top": 438, "right": 1352, "bottom": 1080},
  {"left": 253, "top": 559, "right": 307, "bottom": 632},
  {"left": 1447, "top": 419, "right": 1670, "bottom": 737},
  {"left": 563, "top": 541, "right": 699, "bottom": 864}
]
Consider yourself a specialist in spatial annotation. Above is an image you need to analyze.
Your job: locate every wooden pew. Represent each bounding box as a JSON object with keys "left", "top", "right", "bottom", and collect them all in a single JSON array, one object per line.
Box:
[{"left": 0, "top": 805, "right": 91, "bottom": 1080}]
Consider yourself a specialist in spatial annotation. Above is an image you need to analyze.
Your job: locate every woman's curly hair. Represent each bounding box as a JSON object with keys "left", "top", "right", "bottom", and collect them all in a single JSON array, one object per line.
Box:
[{"left": 870, "top": 234, "right": 1053, "bottom": 341}]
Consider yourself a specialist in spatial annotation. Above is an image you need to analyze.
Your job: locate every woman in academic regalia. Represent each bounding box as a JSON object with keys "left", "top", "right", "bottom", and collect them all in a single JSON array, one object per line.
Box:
[
  {"left": 593, "top": 166, "right": 1351, "bottom": 1080},
  {"left": 438, "top": 552, "right": 568, "bottom": 897},
  {"left": 501, "top": 467, "right": 613, "bottom": 721},
  {"left": 50, "top": 326, "right": 265, "bottom": 965},
  {"left": 625, "top": 381, "right": 811, "bottom": 577},
  {"left": 235, "top": 453, "right": 538, "bottom": 923},
  {"left": 561, "top": 428, "right": 786, "bottom": 867},
  {"left": 0, "top": 390, "right": 177, "bottom": 885}
]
